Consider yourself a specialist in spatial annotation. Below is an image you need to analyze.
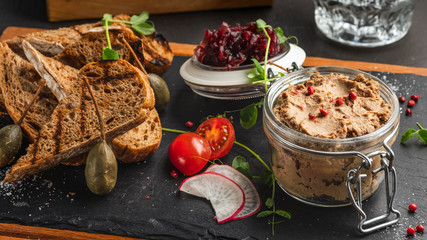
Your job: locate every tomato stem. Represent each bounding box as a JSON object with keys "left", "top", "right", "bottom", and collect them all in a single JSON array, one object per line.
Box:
[
  {"left": 233, "top": 141, "right": 271, "bottom": 172},
  {"left": 105, "top": 21, "right": 112, "bottom": 49},
  {"left": 261, "top": 26, "right": 271, "bottom": 94},
  {"left": 271, "top": 173, "right": 276, "bottom": 236},
  {"left": 162, "top": 128, "right": 187, "bottom": 134}
]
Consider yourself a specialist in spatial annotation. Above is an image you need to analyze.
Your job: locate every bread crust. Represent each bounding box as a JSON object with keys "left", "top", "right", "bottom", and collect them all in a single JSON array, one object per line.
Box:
[
  {"left": 4, "top": 14, "right": 173, "bottom": 76},
  {"left": 3, "top": 60, "right": 153, "bottom": 182},
  {"left": 112, "top": 108, "right": 162, "bottom": 163},
  {"left": 0, "top": 42, "right": 58, "bottom": 142}
]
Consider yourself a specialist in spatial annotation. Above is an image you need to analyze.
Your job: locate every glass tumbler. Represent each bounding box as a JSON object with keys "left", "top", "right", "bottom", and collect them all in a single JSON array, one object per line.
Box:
[{"left": 314, "top": 0, "right": 416, "bottom": 47}]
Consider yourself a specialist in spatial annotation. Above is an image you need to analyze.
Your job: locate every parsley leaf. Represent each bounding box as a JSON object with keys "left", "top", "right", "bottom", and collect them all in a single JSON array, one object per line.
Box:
[
  {"left": 102, "top": 47, "right": 120, "bottom": 60},
  {"left": 274, "top": 27, "right": 299, "bottom": 45},
  {"left": 102, "top": 13, "right": 112, "bottom": 26},
  {"left": 401, "top": 123, "right": 427, "bottom": 144},
  {"left": 132, "top": 21, "right": 155, "bottom": 35},
  {"left": 257, "top": 210, "right": 274, "bottom": 218},
  {"left": 260, "top": 169, "right": 273, "bottom": 187},
  {"left": 265, "top": 198, "right": 274, "bottom": 208},
  {"left": 129, "top": 12, "right": 155, "bottom": 35},
  {"left": 255, "top": 19, "right": 271, "bottom": 30},
  {"left": 232, "top": 156, "right": 252, "bottom": 179},
  {"left": 274, "top": 27, "right": 287, "bottom": 45},
  {"left": 401, "top": 128, "right": 417, "bottom": 143},
  {"left": 240, "top": 103, "right": 258, "bottom": 129},
  {"left": 417, "top": 129, "right": 427, "bottom": 144},
  {"left": 130, "top": 11, "right": 149, "bottom": 24},
  {"left": 251, "top": 58, "right": 265, "bottom": 76},
  {"left": 275, "top": 210, "right": 292, "bottom": 219}
]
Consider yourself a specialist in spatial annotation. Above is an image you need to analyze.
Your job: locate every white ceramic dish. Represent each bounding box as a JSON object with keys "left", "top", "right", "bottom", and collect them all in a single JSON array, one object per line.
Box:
[{"left": 179, "top": 43, "right": 306, "bottom": 100}]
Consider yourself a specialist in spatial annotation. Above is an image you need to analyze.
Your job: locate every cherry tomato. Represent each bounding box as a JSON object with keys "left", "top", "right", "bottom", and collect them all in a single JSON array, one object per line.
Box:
[
  {"left": 196, "top": 117, "right": 235, "bottom": 160},
  {"left": 168, "top": 133, "right": 211, "bottom": 175}
]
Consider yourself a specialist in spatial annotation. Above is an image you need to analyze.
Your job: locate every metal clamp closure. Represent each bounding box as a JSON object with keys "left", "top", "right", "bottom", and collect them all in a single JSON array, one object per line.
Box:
[{"left": 346, "top": 138, "right": 400, "bottom": 233}]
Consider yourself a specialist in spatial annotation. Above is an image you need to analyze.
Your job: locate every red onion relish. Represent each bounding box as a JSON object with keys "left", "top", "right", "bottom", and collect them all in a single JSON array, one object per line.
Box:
[{"left": 194, "top": 22, "right": 283, "bottom": 68}]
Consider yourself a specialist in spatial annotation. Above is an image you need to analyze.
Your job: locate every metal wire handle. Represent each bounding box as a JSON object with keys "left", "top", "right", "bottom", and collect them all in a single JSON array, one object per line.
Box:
[{"left": 346, "top": 127, "right": 400, "bottom": 233}]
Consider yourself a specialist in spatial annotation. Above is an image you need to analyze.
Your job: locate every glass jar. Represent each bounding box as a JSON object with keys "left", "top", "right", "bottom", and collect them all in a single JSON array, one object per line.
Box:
[
  {"left": 263, "top": 66, "right": 400, "bottom": 207},
  {"left": 314, "top": 0, "right": 416, "bottom": 47}
]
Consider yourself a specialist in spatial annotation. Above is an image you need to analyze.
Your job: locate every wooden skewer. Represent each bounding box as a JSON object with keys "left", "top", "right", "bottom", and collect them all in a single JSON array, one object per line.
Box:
[
  {"left": 268, "top": 61, "right": 290, "bottom": 73},
  {"left": 118, "top": 34, "right": 148, "bottom": 76},
  {"left": 17, "top": 84, "right": 44, "bottom": 126}
]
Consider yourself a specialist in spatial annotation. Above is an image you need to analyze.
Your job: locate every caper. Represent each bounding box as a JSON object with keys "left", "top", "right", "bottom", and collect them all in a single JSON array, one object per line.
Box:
[
  {"left": 85, "top": 140, "right": 118, "bottom": 195},
  {"left": 0, "top": 124, "right": 23, "bottom": 168},
  {"left": 147, "top": 73, "right": 170, "bottom": 111}
]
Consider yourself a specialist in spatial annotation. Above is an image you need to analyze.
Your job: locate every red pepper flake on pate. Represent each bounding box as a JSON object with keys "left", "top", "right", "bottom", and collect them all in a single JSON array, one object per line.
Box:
[{"left": 273, "top": 72, "right": 391, "bottom": 139}]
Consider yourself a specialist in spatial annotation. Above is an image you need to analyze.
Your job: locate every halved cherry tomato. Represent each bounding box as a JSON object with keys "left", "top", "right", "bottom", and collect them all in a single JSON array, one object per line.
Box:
[
  {"left": 195, "top": 117, "right": 235, "bottom": 160},
  {"left": 168, "top": 133, "right": 212, "bottom": 175}
]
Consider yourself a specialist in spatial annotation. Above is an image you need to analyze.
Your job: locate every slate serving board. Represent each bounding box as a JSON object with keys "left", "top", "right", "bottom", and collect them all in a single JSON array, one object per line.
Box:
[{"left": 1, "top": 56, "right": 426, "bottom": 240}]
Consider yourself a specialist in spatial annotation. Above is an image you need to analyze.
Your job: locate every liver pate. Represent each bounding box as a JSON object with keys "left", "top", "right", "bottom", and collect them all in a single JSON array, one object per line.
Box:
[{"left": 273, "top": 72, "right": 391, "bottom": 139}]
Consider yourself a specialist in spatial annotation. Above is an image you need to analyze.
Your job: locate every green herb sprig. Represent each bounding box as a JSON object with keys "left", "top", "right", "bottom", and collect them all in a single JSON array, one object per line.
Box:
[
  {"left": 401, "top": 123, "right": 427, "bottom": 144},
  {"left": 101, "top": 14, "right": 120, "bottom": 60},
  {"left": 243, "top": 19, "right": 297, "bottom": 130},
  {"left": 232, "top": 142, "right": 291, "bottom": 236},
  {"left": 274, "top": 27, "right": 298, "bottom": 46},
  {"left": 162, "top": 127, "right": 291, "bottom": 236},
  {"left": 256, "top": 19, "right": 272, "bottom": 93},
  {"left": 101, "top": 11, "right": 156, "bottom": 60},
  {"left": 108, "top": 11, "right": 156, "bottom": 35},
  {"left": 247, "top": 19, "right": 298, "bottom": 92}
]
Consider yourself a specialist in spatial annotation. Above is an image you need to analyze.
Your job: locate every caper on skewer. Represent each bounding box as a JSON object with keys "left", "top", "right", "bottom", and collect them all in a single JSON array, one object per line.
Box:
[
  {"left": 0, "top": 85, "right": 44, "bottom": 168},
  {"left": 83, "top": 77, "right": 118, "bottom": 195}
]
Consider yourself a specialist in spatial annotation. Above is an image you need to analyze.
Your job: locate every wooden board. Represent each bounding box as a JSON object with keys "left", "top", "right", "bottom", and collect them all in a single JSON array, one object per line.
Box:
[
  {"left": 1, "top": 26, "right": 427, "bottom": 240},
  {"left": 0, "top": 223, "right": 141, "bottom": 240},
  {"left": 2, "top": 26, "right": 427, "bottom": 77},
  {"left": 45, "top": 0, "right": 273, "bottom": 22}
]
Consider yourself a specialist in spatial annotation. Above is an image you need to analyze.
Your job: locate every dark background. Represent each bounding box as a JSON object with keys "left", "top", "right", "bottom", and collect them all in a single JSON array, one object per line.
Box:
[
  {"left": 0, "top": 0, "right": 426, "bottom": 67},
  {"left": 0, "top": 1, "right": 426, "bottom": 240}
]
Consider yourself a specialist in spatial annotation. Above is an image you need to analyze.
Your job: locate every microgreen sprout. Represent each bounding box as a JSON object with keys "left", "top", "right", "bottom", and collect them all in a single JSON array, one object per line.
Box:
[
  {"left": 162, "top": 127, "right": 291, "bottom": 236},
  {"left": 401, "top": 123, "right": 427, "bottom": 144},
  {"left": 247, "top": 19, "right": 298, "bottom": 93},
  {"left": 101, "top": 11, "right": 156, "bottom": 60},
  {"left": 101, "top": 14, "right": 119, "bottom": 60},
  {"left": 232, "top": 141, "right": 291, "bottom": 236}
]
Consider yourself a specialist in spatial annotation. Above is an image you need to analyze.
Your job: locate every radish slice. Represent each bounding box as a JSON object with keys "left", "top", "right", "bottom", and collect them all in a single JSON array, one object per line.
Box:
[
  {"left": 179, "top": 172, "right": 245, "bottom": 224},
  {"left": 206, "top": 165, "right": 261, "bottom": 220}
]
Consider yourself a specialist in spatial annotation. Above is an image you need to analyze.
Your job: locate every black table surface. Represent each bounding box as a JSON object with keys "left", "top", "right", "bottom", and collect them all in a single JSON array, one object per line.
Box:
[{"left": 0, "top": 1, "right": 427, "bottom": 240}]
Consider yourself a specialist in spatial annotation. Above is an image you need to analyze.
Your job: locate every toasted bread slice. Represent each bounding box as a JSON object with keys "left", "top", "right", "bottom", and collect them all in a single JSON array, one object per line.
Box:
[
  {"left": 112, "top": 14, "right": 174, "bottom": 76},
  {"left": 0, "top": 42, "right": 58, "bottom": 142},
  {"left": 54, "top": 28, "right": 145, "bottom": 71},
  {"left": 22, "top": 42, "right": 162, "bottom": 165},
  {"left": 3, "top": 60, "right": 154, "bottom": 182},
  {"left": 5, "top": 14, "right": 173, "bottom": 76},
  {"left": 5, "top": 27, "right": 83, "bottom": 58},
  {"left": 63, "top": 108, "right": 162, "bottom": 165},
  {"left": 112, "top": 108, "right": 162, "bottom": 163},
  {"left": 23, "top": 40, "right": 79, "bottom": 101}
]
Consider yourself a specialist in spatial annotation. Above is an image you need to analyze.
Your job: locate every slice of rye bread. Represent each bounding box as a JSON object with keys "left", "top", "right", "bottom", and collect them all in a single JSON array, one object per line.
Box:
[
  {"left": 64, "top": 108, "right": 162, "bottom": 165},
  {"left": 22, "top": 41, "right": 162, "bottom": 165},
  {"left": 23, "top": 40, "right": 79, "bottom": 101},
  {"left": 0, "top": 42, "right": 58, "bottom": 143},
  {"left": 107, "top": 14, "right": 174, "bottom": 76},
  {"left": 3, "top": 60, "right": 155, "bottom": 183},
  {"left": 4, "top": 14, "right": 173, "bottom": 76},
  {"left": 5, "top": 26, "right": 83, "bottom": 58},
  {"left": 54, "top": 28, "right": 145, "bottom": 71},
  {"left": 112, "top": 108, "right": 162, "bottom": 163}
]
